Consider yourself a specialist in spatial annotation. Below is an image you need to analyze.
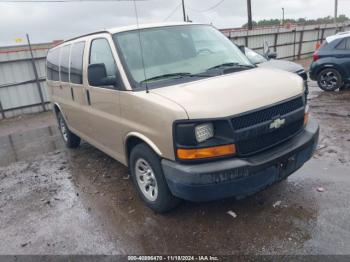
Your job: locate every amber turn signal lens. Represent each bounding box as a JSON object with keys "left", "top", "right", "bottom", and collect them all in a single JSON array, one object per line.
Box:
[
  {"left": 304, "top": 112, "right": 309, "bottom": 125},
  {"left": 177, "top": 144, "right": 236, "bottom": 160}
]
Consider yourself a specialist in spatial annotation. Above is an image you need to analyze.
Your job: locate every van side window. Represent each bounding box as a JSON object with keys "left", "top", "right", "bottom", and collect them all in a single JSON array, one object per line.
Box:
[
  {"left": 47, "top": 48, "right": 60, "bottom": 81},
  {"left": 60, "top": 45, "right": 71, "bottom": 82},
  {"left": 70, "top": 42, "right": 85, "bottom": 84},
  {"left": 90, "top": 38, "right": 117, "bottom": 77}
]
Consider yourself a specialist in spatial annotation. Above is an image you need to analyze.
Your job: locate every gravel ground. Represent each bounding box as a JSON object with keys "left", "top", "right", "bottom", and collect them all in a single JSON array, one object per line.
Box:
[{"left": 0, "top": 69, "right": 350, "bottom": 255}]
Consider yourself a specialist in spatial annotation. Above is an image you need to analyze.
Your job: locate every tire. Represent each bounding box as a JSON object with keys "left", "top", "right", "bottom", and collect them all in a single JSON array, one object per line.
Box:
[
  {"left": 317, "top": 68, "right": 343, "bottom": 91},
  {"left": 129, "top": 143, "right": 180, "bottom": 213},
  {"left": 57, "top": 111, "right": 81, "bottom": 148}
]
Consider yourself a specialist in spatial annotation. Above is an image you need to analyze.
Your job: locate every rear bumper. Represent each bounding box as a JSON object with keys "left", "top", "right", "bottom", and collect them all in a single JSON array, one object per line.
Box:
[
  {"left": 309, "top": 62, "right": 318, "bottom": 81},
  {"left": 162, "top": 118, "right": 319, "bottom": 202}
]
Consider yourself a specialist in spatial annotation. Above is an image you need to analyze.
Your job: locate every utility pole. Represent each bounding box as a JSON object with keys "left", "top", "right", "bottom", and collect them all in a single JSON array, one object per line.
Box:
[
  {"left": 282, "top": 7, "right": 285, "bottom": 26},
  {"left": 182, "top": 0, "right": 186, "bottom": 22},
  {"left": 334, "top": 0, "right": 338, "bottom": 29},
  {"left": 26, "top": 33, "right": 46, "bottom": 112},
  {"left": 247, "top": 0, "right": 253, "bottom": 30}
]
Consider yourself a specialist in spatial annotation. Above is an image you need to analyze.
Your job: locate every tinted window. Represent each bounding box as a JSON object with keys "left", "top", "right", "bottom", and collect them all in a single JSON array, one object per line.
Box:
[
  {"left": 47, "top": 48, "right": 60, "bottom": 81},
  {"left": 90, "top": 38, "right": 116, "bottom": 77},
  {"left": 70, "top": 42, "right": 85, "bottom": 84},
  {"left": 336, "top": 38, "right": 350, "bottom": 50},
  {"left": 60, "top": 45, "right": 71, "bottom": 82},
  {"left": 336, "top": 39, "right": 346, "bottom": 49},
  {"left": 346, "top": 38, "right": 350, "bottom": 49}
]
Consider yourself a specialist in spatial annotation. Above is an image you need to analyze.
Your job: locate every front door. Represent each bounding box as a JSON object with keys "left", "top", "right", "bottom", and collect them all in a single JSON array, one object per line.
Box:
[{"left": 84, "top": 36, "right": 124, "bottom": 161}]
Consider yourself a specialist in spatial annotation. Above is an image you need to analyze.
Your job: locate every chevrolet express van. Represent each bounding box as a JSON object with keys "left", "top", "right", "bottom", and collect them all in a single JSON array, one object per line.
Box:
[{"left": 47, "top": 23, "right": 319, "bottom": 212}]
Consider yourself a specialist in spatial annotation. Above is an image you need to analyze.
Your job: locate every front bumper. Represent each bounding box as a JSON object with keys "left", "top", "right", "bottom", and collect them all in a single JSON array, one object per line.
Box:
[{"left": 162, "top": 118, "right": 319, "bottom": 202}]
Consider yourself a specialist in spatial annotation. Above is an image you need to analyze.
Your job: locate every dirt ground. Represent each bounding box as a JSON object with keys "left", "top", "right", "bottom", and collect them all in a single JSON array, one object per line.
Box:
[{"left": 1, "top": 69, "right": 350, "bottom": 255}]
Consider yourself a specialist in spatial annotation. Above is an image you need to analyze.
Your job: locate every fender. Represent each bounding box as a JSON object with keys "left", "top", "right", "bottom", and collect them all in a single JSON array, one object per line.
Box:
[
  {"left": 125, "top": 132, "right": 163, "bottom": 158},
  {"left": 315, "top": 61, "right": 346, "bottom": 77},
  {"left": 52, "top": 102, "right": 68, "bottom": 123}
]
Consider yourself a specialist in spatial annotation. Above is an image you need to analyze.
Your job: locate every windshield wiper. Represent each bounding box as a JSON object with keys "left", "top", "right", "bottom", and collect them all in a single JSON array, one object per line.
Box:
[
  {"left": 207, "top": 62, "right": 255, "bottom": 71},
  {"left": 141, "top": 72, "right": 212, "bottom": 83}
]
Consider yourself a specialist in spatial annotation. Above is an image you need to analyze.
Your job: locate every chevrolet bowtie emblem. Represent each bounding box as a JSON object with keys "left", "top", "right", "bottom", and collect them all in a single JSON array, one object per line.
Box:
[{"left": 270, "top": 118, "right": 286, "bottom": 129}]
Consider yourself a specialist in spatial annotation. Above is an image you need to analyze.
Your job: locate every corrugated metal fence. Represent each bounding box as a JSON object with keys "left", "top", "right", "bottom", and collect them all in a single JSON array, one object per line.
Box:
[
  {"left": 0, "top": 42, "right": 54, "bottom": 119},
  {"left": 1, "top": 22, "right": 350, "bottom": 120},
  {"left": 223, "top": 21, "right": 350, "bottom": 59}
]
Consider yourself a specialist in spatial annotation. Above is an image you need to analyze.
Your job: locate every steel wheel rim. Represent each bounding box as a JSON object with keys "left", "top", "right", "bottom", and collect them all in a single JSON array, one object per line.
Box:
[
  {"left": 59, "top": 116, "right": 68, "bottom": 142},
  {"left": 320, "top": 71, "right": 339, "bottom": 90},
  {"left": 135, "top": 158, "right": 158, "bottom": 202}
]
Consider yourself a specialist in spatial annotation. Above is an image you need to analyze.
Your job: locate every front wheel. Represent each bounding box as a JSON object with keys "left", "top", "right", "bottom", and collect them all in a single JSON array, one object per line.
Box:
[
  {"left": 317, "top": 68, "right": 343, "bottom": 91},
  {"left": 129, "top": 143, "right": 180, "bottom": 213}
]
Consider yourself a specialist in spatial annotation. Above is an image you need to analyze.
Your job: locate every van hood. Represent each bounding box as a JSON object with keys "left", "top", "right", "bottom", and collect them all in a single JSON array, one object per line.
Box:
[{"left": 150, "top": 68, "right": 304, "bottom": 119}]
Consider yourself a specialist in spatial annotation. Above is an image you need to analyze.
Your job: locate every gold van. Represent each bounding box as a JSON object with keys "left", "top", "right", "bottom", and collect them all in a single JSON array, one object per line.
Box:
[{"left": 47, "top": 23, "right": 319, "bottom": 212}]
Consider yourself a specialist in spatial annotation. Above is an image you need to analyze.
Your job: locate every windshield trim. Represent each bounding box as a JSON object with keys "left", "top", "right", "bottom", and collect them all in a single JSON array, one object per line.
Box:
[{"left": 112, "top": 24, "right": 254, "bottom": 90}]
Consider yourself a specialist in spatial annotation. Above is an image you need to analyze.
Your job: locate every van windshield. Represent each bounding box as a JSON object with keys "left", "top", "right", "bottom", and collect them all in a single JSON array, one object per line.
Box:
[{"left": 113, "top": 25, "right": 253, "bottom": 89}]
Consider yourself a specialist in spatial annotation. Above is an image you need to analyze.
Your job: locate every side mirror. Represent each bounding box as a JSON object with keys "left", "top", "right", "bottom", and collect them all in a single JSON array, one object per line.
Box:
[
  {"left": 88, "top": 63, "right": 116, "bottom": 87},
  {"left": 266, "top": 51, "right": 277, "bottom": 59}
]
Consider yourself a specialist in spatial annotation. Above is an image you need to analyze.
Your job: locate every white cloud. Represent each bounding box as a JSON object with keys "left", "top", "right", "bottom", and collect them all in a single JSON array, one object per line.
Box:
[{"left": 0, "top": 0, "right": 349, "bottom": 46}]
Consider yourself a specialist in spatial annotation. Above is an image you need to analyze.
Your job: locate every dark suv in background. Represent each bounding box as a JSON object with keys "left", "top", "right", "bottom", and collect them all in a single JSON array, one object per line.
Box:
[{"left": 310, "top": 31, "right": 350, "bottom": 91}]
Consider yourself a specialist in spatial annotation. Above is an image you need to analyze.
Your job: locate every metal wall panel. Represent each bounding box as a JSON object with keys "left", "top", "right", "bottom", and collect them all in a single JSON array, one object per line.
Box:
[
  {"left": 227, "top": 22, "right": 350, "bottom": 60},
  {"left": 0, "top": 43, "right": 52, "bottom": 120}
]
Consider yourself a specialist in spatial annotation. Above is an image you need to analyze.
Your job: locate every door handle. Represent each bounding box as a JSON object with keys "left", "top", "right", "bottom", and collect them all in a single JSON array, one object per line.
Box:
[
  {"left": 86, "top": 90, "right": 91, "bottom": 105},
  {"left": 71, "top": 87, "right": 75, "bottom": 101}
]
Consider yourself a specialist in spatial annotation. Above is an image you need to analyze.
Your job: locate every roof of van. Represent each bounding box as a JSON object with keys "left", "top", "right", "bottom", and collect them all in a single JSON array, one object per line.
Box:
[
  {"left": 58, "top": 22, "right": 202, "bottom": 45},
  {"left": 326, "top": 31, "right": 350, "bottom": 43},
  {"left": 106, "top": 22, "right": 199, "bottom": 34}
]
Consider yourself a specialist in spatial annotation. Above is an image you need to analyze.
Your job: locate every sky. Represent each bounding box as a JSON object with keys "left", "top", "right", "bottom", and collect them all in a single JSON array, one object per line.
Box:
[{"left": 0, "top": 0, "right": 349, "bottom": 46}]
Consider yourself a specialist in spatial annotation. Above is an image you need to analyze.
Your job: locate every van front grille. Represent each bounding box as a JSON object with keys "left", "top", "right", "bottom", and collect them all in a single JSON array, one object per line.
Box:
[
  {"left": 232, "top": 96, "right": 305, "bottom": 155},
  {"left": 231, "top": 97, "right": 304, "bottom": 130},
  {"left": 236, "top": 119, "right": 304, "bottom": 155}
]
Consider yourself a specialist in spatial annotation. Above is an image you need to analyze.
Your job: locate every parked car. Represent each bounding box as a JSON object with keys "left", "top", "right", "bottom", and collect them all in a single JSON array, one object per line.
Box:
[
  {"left": 47, "top": 23, "right": 319, "bottom": 213},
  {"left": 242, "top": 45, "right": 308, "bottom": 90},
  {"left": 309, "top": 31, "right": 350, "bottom": 91}
]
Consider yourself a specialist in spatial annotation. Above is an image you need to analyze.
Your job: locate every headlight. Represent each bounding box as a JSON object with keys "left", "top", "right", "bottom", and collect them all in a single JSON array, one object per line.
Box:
[
  {"left": 174, "top": 120, "right": 235, "bottom": 160},
  {"left": 195, "top": 123, "right": 214, "bottom": 143}
]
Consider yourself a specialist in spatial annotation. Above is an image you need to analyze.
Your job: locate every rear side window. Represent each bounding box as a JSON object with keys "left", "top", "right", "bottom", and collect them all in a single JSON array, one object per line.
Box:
[
  {"left": 346, "top": 38, "right": 350, "bottom": 49},
  {"left": 60, "top": 45, "right": 71, "bottom": 82},
  {"left": 70, "top": 42, "right": 85, "bottom": 84},
  {"left": 90, "top": 38, "right": 116, "bottom": 77},
  {"left": 47, "top": 48, "right": 60, "bottom": 81},
  {"left": 336, "top": 38, "right": 350, "bottom": 50}
]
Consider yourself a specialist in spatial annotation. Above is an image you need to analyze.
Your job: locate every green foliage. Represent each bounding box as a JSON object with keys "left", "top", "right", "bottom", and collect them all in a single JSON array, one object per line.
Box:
[{"left": 242, "top": 15, "right": 349, "bottom": 28}]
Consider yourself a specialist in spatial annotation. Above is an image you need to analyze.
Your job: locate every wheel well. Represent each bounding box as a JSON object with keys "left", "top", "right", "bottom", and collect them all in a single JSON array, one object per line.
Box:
[
  {"left": 125, "top": 136, "right": 144, "bottom": 165},
  {"left": 316, "top": 65, "right": 344, "bottom": 80},
  {"left": 53, "top": 104, "right": 60, "bottom": 118}
]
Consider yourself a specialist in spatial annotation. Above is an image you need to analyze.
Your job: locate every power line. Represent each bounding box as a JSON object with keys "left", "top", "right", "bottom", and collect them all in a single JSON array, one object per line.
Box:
[
  {"left": 163, "top": 3, "right": 181, "bottom": 21},
  {"left": 188, "top": 0, "right": 225, "bottom": 13}
]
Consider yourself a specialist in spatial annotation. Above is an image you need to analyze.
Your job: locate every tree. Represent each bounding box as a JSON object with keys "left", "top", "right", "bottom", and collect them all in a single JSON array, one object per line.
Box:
[{"left": 241, "top": 15, "right": 349, "bottom": 28}]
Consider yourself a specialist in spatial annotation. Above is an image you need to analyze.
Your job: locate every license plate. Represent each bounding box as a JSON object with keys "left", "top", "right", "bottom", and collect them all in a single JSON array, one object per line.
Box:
[{"left": 278, "top": 154, "right": 297, "bottom": 179}]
